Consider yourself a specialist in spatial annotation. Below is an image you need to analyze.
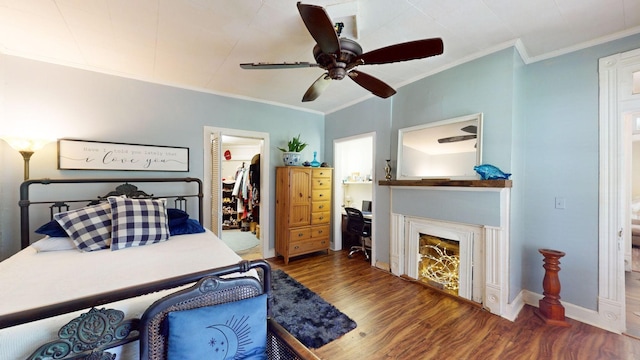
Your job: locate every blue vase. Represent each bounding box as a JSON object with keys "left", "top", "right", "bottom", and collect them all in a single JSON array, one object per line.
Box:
[{"left": 310, "top": 151, "right": 321, "bottom": 167}]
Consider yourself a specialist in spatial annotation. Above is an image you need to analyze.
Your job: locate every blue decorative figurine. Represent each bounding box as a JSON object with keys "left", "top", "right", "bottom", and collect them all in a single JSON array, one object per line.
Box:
[
  {"left": 310, "top": 151, "right": 321, "bottom": 167},
  {"left": 474, "top": 164, "right": 511, "bottom": 180}
]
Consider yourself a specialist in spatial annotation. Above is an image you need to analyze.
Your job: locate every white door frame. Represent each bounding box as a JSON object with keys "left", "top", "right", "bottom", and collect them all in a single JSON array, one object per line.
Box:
[
  {"left": 332, "top": 132, "right": 376, "bottom": 259},
  {"left": 598, "top": 47, "right": 640, "bottom": 333},
  {"left": 203, "top": 127, "right": 272, "bottom": 258}
]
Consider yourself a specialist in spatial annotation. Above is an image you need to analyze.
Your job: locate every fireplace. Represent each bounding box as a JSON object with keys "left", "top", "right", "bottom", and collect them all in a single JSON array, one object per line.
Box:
[
  {"left": 419, "top": 234, "right": 461, "bottom": 294},
  {"left": 404, "top": 217, "right": 483, "bottom": 303},
  {"left": 386, "top": 183, "right": 512, "bottom": 319}
]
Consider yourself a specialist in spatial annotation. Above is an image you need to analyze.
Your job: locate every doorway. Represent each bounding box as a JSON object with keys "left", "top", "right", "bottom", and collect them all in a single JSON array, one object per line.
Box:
[
  {"left": 627, "top": 111, "right": 640, "bottom": 337},
  {"left": 220, "top": 135, "right": 262, "bottom": 259},
  {"left": 202, "top": 127, "right": 271, "bottom": 260},
  {"left": 599, "top": 47, "right": 640, "bottom": 334},
  {"left": 333, "top": 132, "right": 375, "bottom": 261}
]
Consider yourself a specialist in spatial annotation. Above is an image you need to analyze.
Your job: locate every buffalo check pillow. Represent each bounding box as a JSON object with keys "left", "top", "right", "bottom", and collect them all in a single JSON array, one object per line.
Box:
[
  {"left": 109, "top": 197, "right": 170, "bottom": 251},
  {"left": 53, "top": 202, "right": 112, "bottom": 252}
]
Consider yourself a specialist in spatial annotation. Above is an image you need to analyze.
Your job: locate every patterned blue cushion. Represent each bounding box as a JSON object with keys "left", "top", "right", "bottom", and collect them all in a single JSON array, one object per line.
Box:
[
  {"left": 167, "top": 293, "right": 267, "bottom": 360},
  {"left": 53, "top": 203, "right": 112, "bottom": 252},
  {"left": 109, "top": 197, "right": 170, "bottom": 251}
]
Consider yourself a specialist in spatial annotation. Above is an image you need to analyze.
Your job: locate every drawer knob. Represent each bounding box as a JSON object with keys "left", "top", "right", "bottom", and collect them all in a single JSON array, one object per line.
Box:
[
  {"left": 319, "top": 216, "right": 324, "bottom": 220},
  {"left": 318, "top": 230, "right": 323, "bottom": 234},
  {"left": 298, "top": 233, "right": 304, "bottom": 237},
  {"left": 319, "top": 205, "right": 324, "bottom": 209},
  {"left": 319, "top": 194, "right": 324, "bottom": 197},
  {"left": 294, "top": 246, "right": 300, "bottom": 250}
]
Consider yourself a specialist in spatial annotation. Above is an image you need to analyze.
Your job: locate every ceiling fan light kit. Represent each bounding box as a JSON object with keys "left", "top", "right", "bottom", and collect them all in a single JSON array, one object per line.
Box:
[{"left": 239, "top": 2, "right": 444, "bottom": 102}]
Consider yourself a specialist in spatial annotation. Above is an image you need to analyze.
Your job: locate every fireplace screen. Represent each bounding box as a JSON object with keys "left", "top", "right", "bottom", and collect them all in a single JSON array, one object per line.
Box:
[{"left": 418, "top": 233, "right": 460, "bottom": 296}]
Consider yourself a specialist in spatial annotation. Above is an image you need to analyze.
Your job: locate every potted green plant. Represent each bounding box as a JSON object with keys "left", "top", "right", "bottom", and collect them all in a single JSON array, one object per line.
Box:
[{"left": 279, "top": 134, "right": 307, "bottom": 166}]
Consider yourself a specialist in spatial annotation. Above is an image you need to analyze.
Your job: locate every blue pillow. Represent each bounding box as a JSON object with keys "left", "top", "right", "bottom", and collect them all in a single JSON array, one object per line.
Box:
[
  {"left": 167, "top": 293, "right": 267, "bottom": 360},
  {"left": 35, "top": 220, "right": 68, "bottom": 238},
  {"left": 167, "top": 208, "right": 189, "bottom": 227},
  {"left": 170, "top": 218, "right": 206, "bottom": 236}
]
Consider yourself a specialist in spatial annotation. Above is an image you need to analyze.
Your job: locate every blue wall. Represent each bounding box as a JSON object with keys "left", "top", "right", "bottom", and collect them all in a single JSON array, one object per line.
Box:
[
  {"left": 326, "top": 33, "right": 640, "bottom": 311},
  {"left": 0, "top": 54, "right": 324, "bottom": 259},
  {"left": 519, "top": 35, "right": 640, "bottom": 308}
]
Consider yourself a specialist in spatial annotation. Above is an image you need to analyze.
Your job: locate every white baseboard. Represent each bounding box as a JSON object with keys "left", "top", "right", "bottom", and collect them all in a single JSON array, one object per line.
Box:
[
  {"left": 501, "top": 290, "right": 525, "bottom": 321},
  {"left": 521, "top": 290, "right": 621, "bottom": 333}
]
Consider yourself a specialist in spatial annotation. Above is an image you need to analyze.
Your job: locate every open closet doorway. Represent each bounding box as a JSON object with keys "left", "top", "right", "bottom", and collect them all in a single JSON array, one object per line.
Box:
[
  {"left": 203, "top": 127, "right": 271, "bottom": 261},
  {"left": 220, "top": 135, "right": 262, "bottom": 258},
  {"left": 333, "top": 132, "right": 375, "bottom": 263}
]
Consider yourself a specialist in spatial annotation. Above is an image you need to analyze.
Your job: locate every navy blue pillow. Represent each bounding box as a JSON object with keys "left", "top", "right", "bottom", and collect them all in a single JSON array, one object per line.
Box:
[
  {"left": 167, "top": 293, "right": 267, "bottom": 360},
  {"left": 170, "top": 218, "right": 206, "bottom": 236},
  {"left": 167, "top": 208, "right": 189, "bottom": 227},
  {"left": 35, "top": 220, "right": 68, "bottom": 238}
]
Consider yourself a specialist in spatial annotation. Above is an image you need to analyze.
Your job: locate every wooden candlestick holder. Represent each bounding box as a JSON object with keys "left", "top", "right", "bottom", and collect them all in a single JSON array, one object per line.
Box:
[{"left": 534, "top": 248, "right": 571, "bottom": 327}]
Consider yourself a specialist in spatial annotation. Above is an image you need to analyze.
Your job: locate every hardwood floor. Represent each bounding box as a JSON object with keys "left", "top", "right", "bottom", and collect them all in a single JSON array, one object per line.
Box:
[{"left": 268, "top": 250, "right": 640, "bottom": 360}]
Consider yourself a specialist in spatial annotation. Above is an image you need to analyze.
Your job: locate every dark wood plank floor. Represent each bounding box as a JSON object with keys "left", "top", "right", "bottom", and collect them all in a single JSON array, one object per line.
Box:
[{"left": 268, "top": 250, "right": 640, "bottom": 360}]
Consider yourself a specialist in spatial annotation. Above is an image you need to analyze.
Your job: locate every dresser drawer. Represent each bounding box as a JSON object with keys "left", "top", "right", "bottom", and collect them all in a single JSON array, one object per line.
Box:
[
  {"left": 311, "top": 225, "right": 330, "bottom": 238},
  {"left": 312, "top": 201, "right": 330, "bottom": 212},
  {"left": 313, "top": 168, "right": 331, "bottom": 178},
  {"left": 288, "top": 227, "right": 311, "bottom": 242},
  {"left": 312, "top": 177, "right": 331, "bottom": 189},
  {"left": 311, "top": 211, "right": 330, "bottom": 224},
  {"left": 288, "top": 237, "right": 329, "bottom": 255},
  {"left": 312, "top": 189, "right": 330, "bottom": 202}
]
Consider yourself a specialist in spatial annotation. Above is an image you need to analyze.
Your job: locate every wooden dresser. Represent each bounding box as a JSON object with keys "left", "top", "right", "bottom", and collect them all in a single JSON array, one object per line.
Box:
[{"left": 275, "top": 166, "right": 332, "bottom": 264}]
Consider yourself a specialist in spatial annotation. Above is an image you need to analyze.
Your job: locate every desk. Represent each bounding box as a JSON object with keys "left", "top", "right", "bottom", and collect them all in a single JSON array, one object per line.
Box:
[{"left": 341, "top": 212, "right": 372, "bottom": 250}]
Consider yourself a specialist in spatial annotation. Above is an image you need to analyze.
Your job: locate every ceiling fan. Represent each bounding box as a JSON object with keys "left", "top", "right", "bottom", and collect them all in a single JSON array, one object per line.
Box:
[
  {"left": 240, "top": 2, "right": 444, "bottom": 102},
  {"left": 437, "top": 125, "right": 477, "bottom": 143}
]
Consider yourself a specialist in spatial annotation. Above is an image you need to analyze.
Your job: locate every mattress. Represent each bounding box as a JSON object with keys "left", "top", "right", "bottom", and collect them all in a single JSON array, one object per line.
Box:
[{"left": 0, "top": 229, "right": 248, "bottom": 359}]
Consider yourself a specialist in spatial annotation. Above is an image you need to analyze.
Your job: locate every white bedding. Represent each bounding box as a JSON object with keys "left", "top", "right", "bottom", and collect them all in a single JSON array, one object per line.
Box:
[{"left": 0, "top": 229, "right": 249, "bottom": 359}]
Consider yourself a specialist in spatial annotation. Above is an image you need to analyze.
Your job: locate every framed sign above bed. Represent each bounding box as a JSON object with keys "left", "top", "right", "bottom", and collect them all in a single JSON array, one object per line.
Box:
[{"left": 58, "top": 139, "right": 189, "bottom": 171}]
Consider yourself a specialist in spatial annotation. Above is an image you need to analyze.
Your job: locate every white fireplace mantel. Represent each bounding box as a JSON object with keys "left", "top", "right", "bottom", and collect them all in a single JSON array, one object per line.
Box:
[{"left": 388, "top": 185, "right": 517, "bottom": 320}]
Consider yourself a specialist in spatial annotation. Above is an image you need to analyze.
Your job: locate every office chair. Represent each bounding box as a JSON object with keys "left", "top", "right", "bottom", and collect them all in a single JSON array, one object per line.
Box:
[{"left": 345, "top": 207, "right": 371, "bottom": 260}]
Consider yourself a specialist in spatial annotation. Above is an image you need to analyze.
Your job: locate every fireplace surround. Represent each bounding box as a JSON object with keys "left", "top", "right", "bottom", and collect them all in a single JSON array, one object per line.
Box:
[
  {"left": 407, "top": 217, "right": 483, "bottom": 303},
  {"left": 382, "top": 179, "right": 514, "bottom": 319}
]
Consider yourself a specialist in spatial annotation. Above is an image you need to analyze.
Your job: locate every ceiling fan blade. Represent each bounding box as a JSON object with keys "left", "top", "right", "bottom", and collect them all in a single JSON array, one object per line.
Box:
[
  {"left": 460, "top": 125, "right": 477, "bottom": 134},
  {"left": 348, "top": 70, "right": 396, "bottom": 98},
  {"left": 240, "top": 62, "right": 318, "bottom": 69},
  {"left": 302, "top": 74, "right": 332, "bottom": 102},
  {"left": 437, "top": 135, "right": 477, "bottom": 143},
  {"left": 356, "top": 38, "right": 444, "bottom": 65},
  {"left": 297, "top": 2, "right": 340, "bottom": 55}
]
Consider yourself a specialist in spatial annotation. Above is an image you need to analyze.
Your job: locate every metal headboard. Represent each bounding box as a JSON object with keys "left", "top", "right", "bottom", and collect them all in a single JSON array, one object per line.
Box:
[{"left": 19, "top": 177, "right": 203, "bottom": 249}]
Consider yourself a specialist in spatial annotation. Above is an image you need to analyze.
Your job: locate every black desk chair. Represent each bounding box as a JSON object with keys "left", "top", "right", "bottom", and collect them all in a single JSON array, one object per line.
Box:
[{"left": 344, "top": 207, "right": 371, "bottom": 260}]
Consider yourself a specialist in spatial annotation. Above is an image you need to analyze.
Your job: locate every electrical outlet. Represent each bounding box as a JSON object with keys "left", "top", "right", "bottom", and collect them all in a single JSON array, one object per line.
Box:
[{"left": 555, "top": 197, "right": 566, "bottom": 209}]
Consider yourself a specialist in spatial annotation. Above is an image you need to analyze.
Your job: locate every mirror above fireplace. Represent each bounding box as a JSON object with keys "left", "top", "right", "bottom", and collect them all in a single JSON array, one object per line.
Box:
[{"left": 396, "top": 113, "right": 483, "bottom": 180}]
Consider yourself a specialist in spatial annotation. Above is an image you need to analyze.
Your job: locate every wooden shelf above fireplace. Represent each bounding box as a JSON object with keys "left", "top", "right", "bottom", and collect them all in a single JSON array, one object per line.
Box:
[{"left": 378, "top": 179, "right": 512, "bottom": 188}]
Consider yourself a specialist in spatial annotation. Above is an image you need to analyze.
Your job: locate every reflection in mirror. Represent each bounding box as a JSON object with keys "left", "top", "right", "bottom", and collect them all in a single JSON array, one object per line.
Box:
[{"left": 397, "top": 113, "right": 483, "bottom": 180}]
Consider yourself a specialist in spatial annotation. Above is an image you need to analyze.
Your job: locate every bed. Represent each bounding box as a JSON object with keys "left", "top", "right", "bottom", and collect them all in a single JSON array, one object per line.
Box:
[{"left": 0, "top": 177, "right": 317, "bottom": 359}]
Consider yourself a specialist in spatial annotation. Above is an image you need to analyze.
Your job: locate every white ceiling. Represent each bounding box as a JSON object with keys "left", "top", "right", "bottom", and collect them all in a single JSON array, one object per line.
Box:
[{"left": 1, "top": 0, "right": 639, "bottom": 114}]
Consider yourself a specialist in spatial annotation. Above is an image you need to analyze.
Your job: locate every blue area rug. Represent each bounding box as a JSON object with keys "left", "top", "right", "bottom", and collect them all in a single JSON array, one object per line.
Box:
[
  {"left": 221, "top": 230, "right": 260, "bottom": 252},
  {"left": 271, "top": 269, "right": 357, "bottom": 348}
]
